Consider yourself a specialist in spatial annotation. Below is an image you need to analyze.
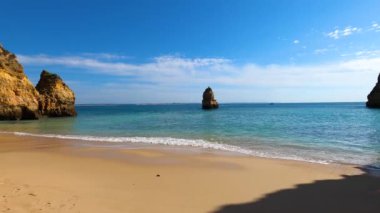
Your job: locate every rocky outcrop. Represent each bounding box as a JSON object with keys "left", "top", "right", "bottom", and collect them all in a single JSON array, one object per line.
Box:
[
  {"left": 0, "top": 45, "right": 40, "bottom": 120},
  {"left": 367, "top": 73, "right": 380, "bottom": 108},
  {"left": 36, "top": 70, "right": 77, "bottom": 117},
  {"left": 202, "top": 87, "right": 219, "bottom": 109}
]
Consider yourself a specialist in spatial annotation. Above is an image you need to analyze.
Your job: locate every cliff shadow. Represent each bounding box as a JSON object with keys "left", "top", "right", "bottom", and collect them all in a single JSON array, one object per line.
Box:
[{"left": 212, "top": 167, "right": 380, "bottom": 213}]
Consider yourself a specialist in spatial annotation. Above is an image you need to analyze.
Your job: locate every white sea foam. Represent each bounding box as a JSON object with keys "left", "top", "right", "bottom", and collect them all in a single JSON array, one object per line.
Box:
[{"left": 8, "top": 131, "right": 331, "bottom": 164}]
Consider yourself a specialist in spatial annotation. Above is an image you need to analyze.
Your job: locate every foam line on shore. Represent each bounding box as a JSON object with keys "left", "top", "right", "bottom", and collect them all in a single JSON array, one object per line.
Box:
[{"left": 6, "top": 131, "right": 330, "bottom": 164}]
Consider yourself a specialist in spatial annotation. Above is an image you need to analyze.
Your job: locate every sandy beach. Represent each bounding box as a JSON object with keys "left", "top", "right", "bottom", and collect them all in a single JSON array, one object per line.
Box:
[{"left": 0, "top": 133, "right": 379, "bottom": 213}]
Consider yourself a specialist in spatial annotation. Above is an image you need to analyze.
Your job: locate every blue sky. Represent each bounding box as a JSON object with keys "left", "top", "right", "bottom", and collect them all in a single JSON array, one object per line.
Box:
[{"left": 1, "top": 0, "right": 380, "bottom": 103}]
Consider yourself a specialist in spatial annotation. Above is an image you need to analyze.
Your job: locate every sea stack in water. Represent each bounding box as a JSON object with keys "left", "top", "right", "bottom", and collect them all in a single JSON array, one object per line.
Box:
[
  {"left": 366, "top": 73, "right": 380, "bottom": 108},
  {"left": 36, "top": 70, "right": 77, "bottom": 117},
  {"left": 202, "top": 87, "right": 219, "bottom": 109},
  {"left": 0, "top": 44, "right": 40, "bottom": 120}
]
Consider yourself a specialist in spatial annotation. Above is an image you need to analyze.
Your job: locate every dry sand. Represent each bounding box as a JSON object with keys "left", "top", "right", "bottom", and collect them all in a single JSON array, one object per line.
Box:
[{"left": 0, "top": 133, "right": 379, "bottom": 213}]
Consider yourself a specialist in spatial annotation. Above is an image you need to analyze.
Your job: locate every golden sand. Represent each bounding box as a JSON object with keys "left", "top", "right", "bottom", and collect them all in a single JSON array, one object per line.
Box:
[{"left": 0, "top": 134, "right": 378, "bottom": 213}]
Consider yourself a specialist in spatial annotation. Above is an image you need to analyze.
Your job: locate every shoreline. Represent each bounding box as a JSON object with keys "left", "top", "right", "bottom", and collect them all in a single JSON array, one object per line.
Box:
[
  {"left": 0, "top": 132, "right": 347, "bottom": 166},
  {"left": 0, "top": 131, "right": 354, "bottom": 166},
  {"left": 1, "top": 133, "right": 379, "bottom": 212}
]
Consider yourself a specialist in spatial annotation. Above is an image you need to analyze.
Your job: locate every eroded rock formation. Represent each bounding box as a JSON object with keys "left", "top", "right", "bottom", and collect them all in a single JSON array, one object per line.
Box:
[
  {"left": 202, "top": 87, "right": 219, "bottom": 109},
  {"left": 0, "top": 45, "right": 40, "bottom": 120},
  {"left": 367, "top": 73, "right": 380, "bottom": 108},
  {"left": 36, "top": 70, "right": 77, "bottom": 117}
]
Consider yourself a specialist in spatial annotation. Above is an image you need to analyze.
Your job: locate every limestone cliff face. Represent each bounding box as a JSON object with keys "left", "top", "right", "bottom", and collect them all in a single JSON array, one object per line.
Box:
[
  {"left": 202, "top": 87, "right": 219, "bottom": 109},
  {"left": 36, "top": 70, "right": 77, "bottom": 117},
  {"left": 367, "top": 74, "right": 380, "bottom": 108},
  {"left": 0, "top": 45, "right": 40, "bottom": 120}
]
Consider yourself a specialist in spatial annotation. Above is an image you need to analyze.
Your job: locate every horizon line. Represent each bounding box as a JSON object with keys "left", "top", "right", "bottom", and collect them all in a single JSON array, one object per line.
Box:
[{"left": 75, "top": 101, "right": 367, "bottom": 106}]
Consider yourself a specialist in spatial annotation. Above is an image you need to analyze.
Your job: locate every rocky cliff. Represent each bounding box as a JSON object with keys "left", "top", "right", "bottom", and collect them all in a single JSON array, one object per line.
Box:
[
  {"left": 366, "top": 73, "right": 380, "bottom": 108},
  {"left": 36, "top": 70, "right": 77, "bottom": 117},
  {"left": 202, "top": 87, "right": 219, "bottom": 109},
  {"left": 0, "top": 45, "right": 40, "bottom": 120}
]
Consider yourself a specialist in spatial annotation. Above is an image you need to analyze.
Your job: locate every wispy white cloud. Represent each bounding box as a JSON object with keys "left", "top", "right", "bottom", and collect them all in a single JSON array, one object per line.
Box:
[
  {"left": 18, "top": 53, "right": 380, "bottom": 89},
  {"left": 355, "top": 50, "right": 380, "bottom": 58},
  {"left": 18, "top": 54, "right": 231, "bottom": 78},
  {"left": 325, "top": 22, "right": 380, "bottom": 39},
  {"left": 339, "top": 49, "right": 380, "bottom": 58},
  {"left": 293, "top": 40, "right": 300, "bottom": 44},
  {"left": 81, "top": 53, "right": 130, "bottom": 60},
  {"left": 17, "top": 52, "right": 380, "bottom": 103},
  {"left": 370, "top": 22, "right": 380, "bottom": 32},
  {"left": 326, "top": 26, "right": 361, "bottom": 39}
]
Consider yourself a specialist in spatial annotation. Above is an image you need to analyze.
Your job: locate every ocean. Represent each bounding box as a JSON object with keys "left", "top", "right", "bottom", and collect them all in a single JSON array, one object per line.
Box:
[{"left": 1, "top": 103, "right": 380, "bottom": 167}]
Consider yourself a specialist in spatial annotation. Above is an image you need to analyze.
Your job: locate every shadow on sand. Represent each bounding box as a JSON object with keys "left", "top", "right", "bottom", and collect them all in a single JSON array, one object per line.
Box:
[{"left": 213, "top": 167, "right": 380, "bottom": 213}]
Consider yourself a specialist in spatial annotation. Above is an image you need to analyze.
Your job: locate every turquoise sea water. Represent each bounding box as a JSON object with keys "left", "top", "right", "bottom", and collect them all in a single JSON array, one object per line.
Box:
[{"left": 1, "top": 103, "right": 380, "bottom": 167}]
